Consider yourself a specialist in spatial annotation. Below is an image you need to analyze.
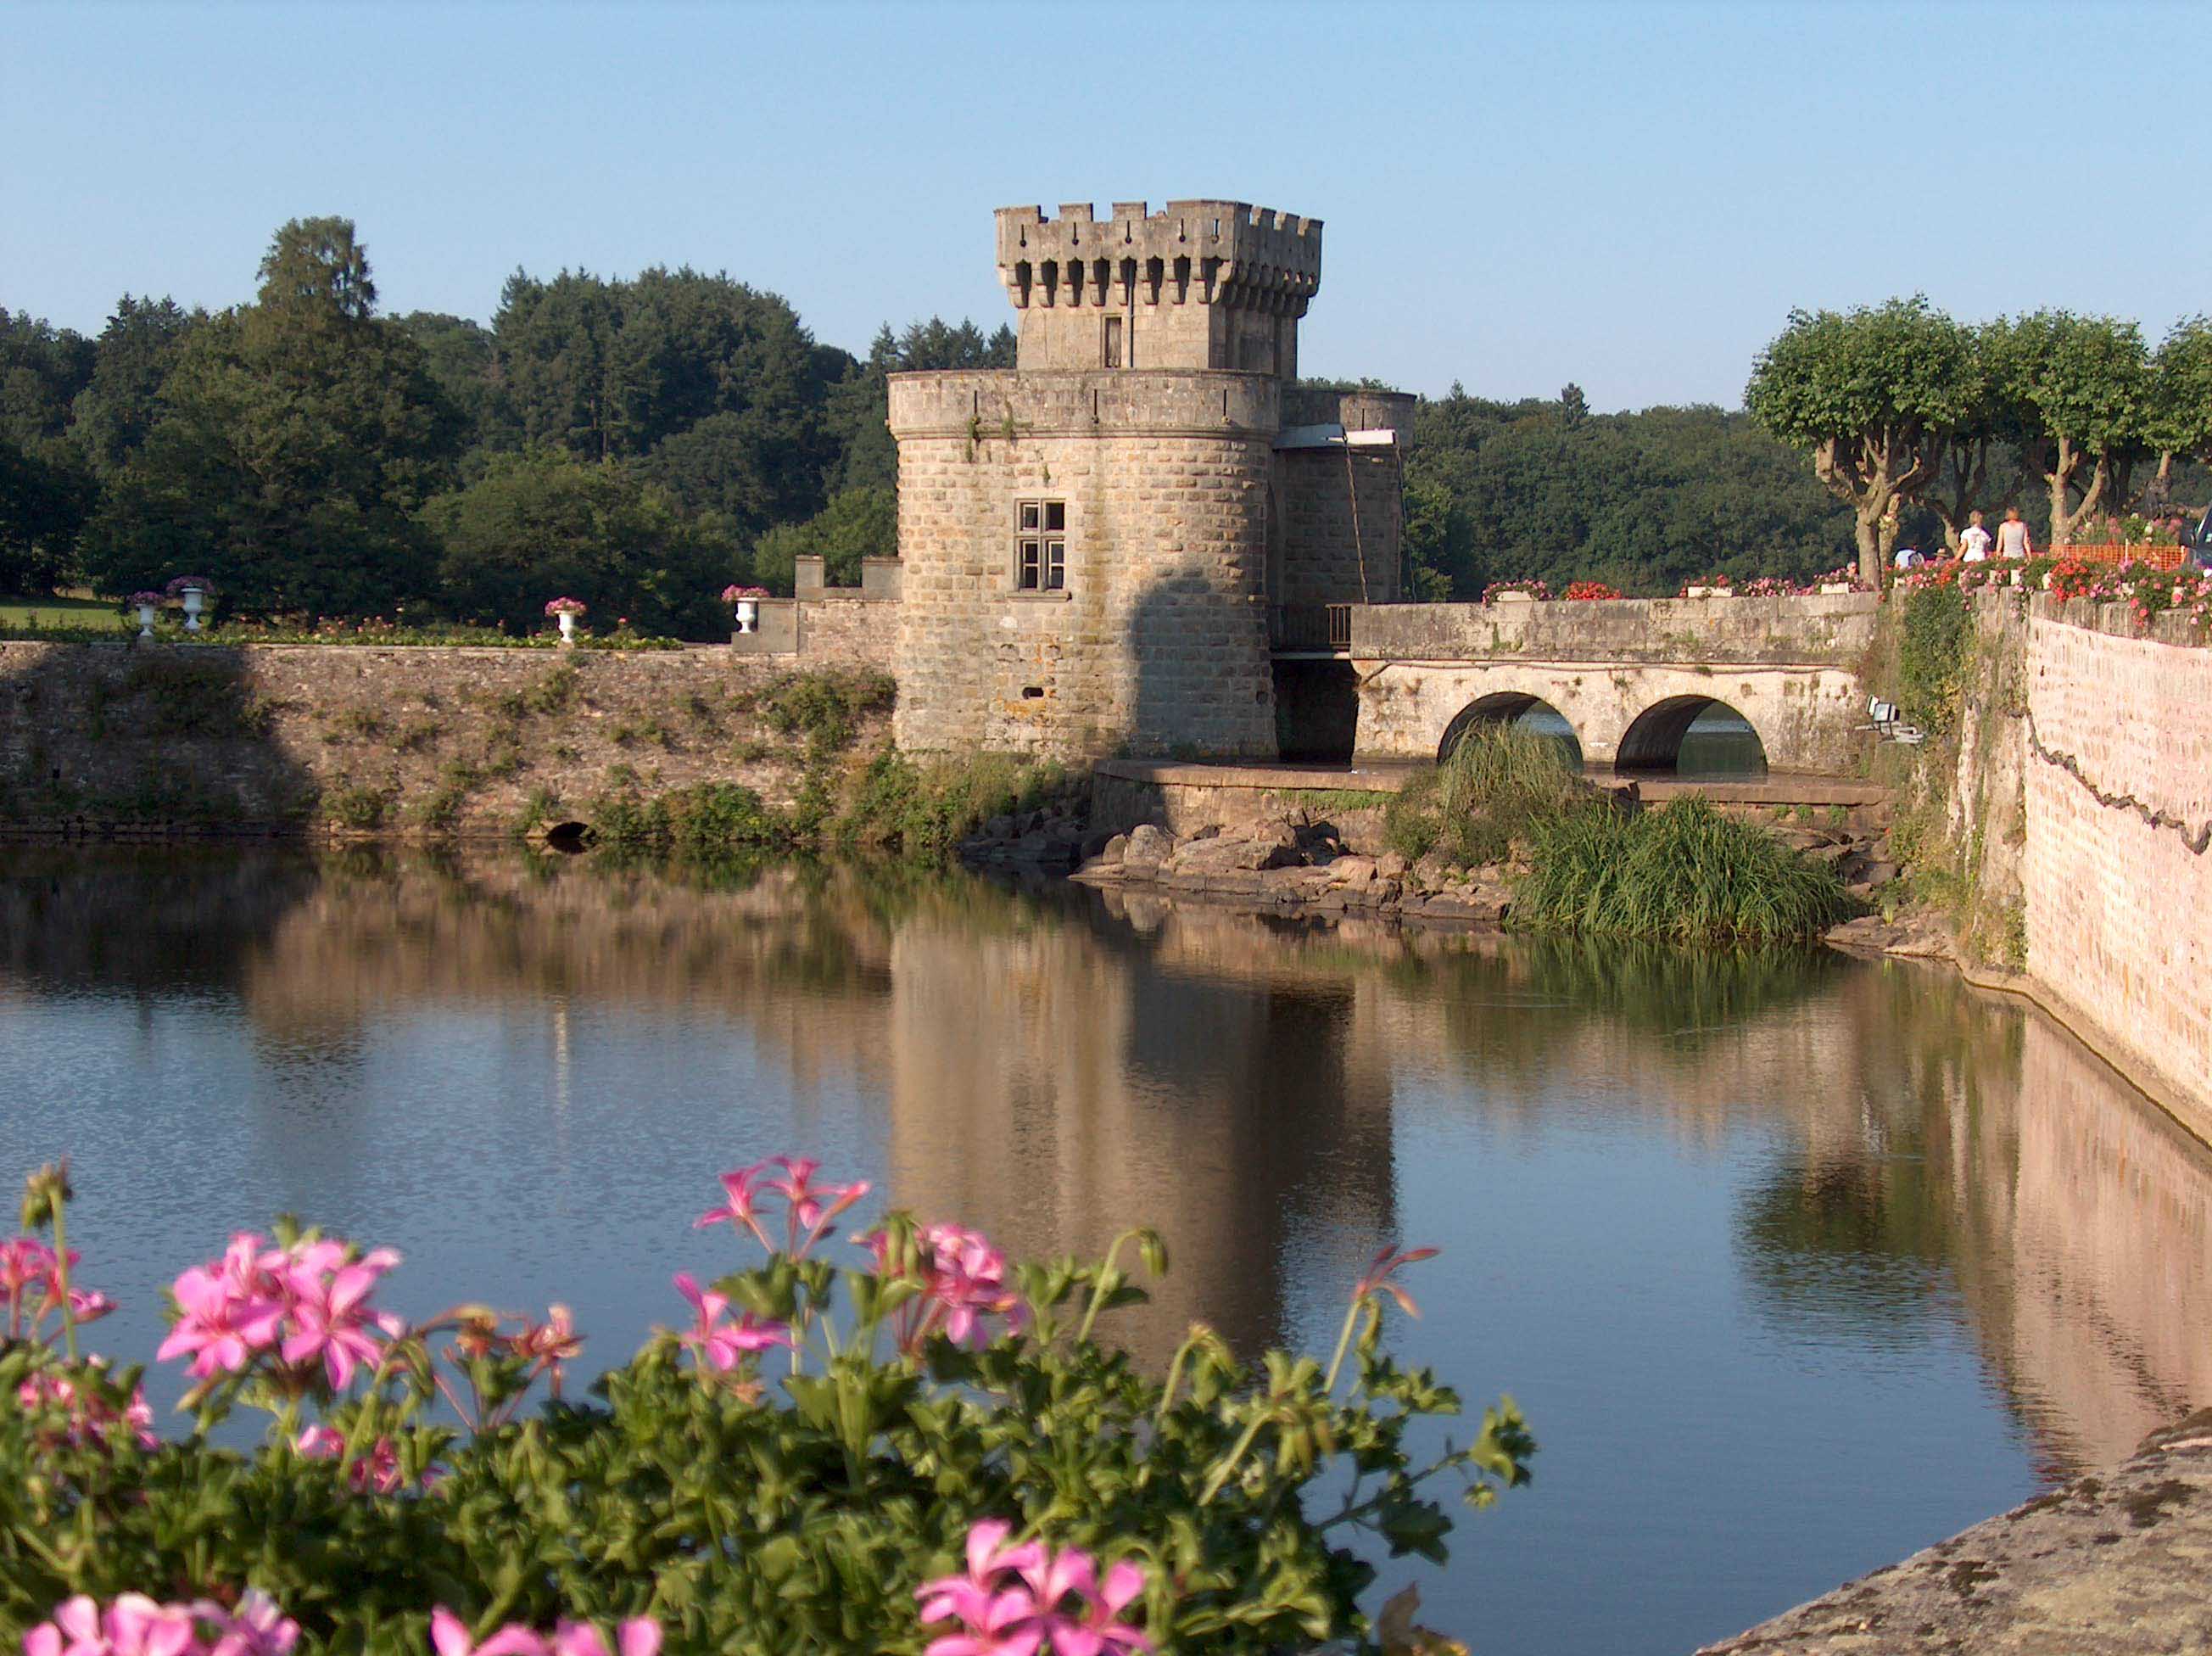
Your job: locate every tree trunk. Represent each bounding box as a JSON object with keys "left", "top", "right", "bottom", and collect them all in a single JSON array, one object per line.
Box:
[
  {"left": 1856, "top": 505, "right": 1885, "bottom": 586},
  {"left": 2047, "top": 436, "right": 2076, "bottom": 545}
]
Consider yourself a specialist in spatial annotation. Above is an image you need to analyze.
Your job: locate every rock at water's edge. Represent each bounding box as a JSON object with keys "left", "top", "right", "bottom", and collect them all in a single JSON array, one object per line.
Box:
[{"left": 1695, "top": 1409, "right": 2212, "bottom": 1654}]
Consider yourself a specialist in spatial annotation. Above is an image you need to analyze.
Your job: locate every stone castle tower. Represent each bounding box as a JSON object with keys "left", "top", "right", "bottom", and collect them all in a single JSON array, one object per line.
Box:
[{"left": 889, "top": 199, "right": 1412, "bottom": 759}]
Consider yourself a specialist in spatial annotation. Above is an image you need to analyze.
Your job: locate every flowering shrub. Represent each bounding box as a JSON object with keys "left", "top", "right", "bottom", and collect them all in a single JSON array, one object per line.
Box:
[
  {"left": 1733, "top": 576, "right": 1796, "bottom": 597},
  {"left": 1899, "top": 552, "right": 2212, "bottom": 635},
  {"left": 720, "top": 585, "right": 772, "bottom": 603},
  {"left": 126, "top": 591, "right": 167, "bottom": 609},
  {"left": 2061, "top": 513, "right": 2181, "bottom": 549},
  {"left": 543, "top": 597, "right": 588, "bottom": 618},
  {"left": 1478, "top": 579, "right": 1550, "bottom": 603},
  {"left": 1561, "top": 582, "right": 1619, "bottom": 601},
  {"left": 0, "top": 1161, "right": 1532, "bottom": 1655},
  {"left": 1677, "top": 574, "right": 1733, "bottom": 596}
]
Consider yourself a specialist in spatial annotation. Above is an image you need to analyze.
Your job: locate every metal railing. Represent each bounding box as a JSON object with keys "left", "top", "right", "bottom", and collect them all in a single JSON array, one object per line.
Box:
[{"left": 1269, "top": 603, "right": 1354, "bottom": 652}]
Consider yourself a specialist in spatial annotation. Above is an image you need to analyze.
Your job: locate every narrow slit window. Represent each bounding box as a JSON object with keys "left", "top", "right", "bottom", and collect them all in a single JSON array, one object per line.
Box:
[{"left": 1103, "top": 315, "right": 1123, "bottom": 368}]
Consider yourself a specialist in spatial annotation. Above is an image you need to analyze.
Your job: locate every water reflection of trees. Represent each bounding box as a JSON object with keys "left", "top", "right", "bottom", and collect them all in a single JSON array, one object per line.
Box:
[{"left": 0, "top": 846, "right": 320, "bottom": 994}]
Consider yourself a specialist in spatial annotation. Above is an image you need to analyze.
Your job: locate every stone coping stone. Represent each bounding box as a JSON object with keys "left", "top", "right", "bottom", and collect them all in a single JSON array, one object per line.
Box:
[
  {"left": 1695, "top": 1409, "right": 2212, "bottom": 1654},
  {"left": 1092, "top": 759, "right": 1886, "bottom": 809}
]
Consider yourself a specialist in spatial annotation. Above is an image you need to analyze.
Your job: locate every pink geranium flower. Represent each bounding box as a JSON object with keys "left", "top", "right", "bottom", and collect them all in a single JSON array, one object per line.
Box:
[
  {"left": 695, "top": 1162, "right": 776, "bottom": 1249},
  {"left": 295, "top": 1424, "right": 419, "bottom": 1494},
  {"left": 697, "top": 1155, "right": 870, "bottom": 1258},
  {"left": 427, "top": 1608, "right": 548, "bottom": 1656},
  {"left": 916, "top": 1524, "right": 1151, "bottom": 1656},
  {"left": 17, "top": 1368, "right": 157, "bottom": 1452},
  {"left": 279, "top": 1246, "right": 401, "bottom": 1389},
  {"left": 155, "top": 1256, "right": 286, "bottom": 1379},
  {"left": 670, "top": 1273, "right": 791, "bottom": 1372},
  {"left": 919, "top": 1224, "right": 1029, "bottom": 1351},
  {"left": 68, "top": 1289, "right": 116, "bottom": 1325},
  {"left": 430, "top": 1612, "right": 659, "bottom": 1656},
  {"left": 158, "top": 1232, "right": 402, "bottom": 1390},
  {"left": 1353, "top": 1244, "right": 1440, "bottom": 1318},
  {"left": 549, "top": 1621, "right": 662, "bottom": 1656},
  {"left": 23, "top": 1595, "right": 200, "bottom": 1656},
  {"left": 195, "top": 1592, "right": 299, "bottom": 1656},
  {"left": 764, "top": 1157, "right": 872, "bottom": 1255}
]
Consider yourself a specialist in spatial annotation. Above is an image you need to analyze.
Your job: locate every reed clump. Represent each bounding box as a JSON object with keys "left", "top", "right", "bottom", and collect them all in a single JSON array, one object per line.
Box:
[
  {"left": 1384, "top": 723, "right": 1596, "bottom": 864},
  {"left": 1513, "top": 795, "right": 1854, "bottom": 943}
]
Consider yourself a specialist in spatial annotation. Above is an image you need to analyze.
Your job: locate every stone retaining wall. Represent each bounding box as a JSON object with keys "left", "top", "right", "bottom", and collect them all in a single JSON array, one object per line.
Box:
[
  {"left": 0, "top": 641, "right": 891, "bottom": 837},
  {"left": 2008, "top": 595, "right": 2212, "bottom": 1135}
]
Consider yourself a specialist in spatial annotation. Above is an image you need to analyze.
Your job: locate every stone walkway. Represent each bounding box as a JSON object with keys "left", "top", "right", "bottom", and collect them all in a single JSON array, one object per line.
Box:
[{"left": 1696, "top": 1412, "right": 2212, "bottom": 1654}]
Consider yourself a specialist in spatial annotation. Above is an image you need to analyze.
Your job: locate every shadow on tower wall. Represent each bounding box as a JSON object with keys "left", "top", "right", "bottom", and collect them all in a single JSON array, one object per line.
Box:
[{"left": 1125, "top": 581, "right": 1277, "bottom": 759}]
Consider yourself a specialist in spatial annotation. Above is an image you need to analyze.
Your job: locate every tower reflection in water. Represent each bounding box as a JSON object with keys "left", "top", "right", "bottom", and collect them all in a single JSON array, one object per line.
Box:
[{"left": 0, "top": 850, "right": 2206, "bottom": 1497}]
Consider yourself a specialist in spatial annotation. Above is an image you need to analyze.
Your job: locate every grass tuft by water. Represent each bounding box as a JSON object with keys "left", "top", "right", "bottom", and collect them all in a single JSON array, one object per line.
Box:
[
  {"left": 1513, "top": 796, "right": 1854, "bottom": 943},
  {"left": 1384, "top": 724, "right": 1597, "bottom": 865}
]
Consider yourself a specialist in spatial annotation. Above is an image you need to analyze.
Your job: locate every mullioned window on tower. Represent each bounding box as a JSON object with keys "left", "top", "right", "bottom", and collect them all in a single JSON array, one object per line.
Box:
[{"left": 1017, "top": 501, "right": 1067, "bottom": 590}]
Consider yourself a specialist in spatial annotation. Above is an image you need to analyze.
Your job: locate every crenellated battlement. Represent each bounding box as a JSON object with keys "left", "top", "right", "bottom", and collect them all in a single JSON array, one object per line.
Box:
[
  {"left": 994, "top": 200, "right": 1322, "bottom": 318},
  {"left": 991, "top": 197, "right": 1324, "bottom": 376}
]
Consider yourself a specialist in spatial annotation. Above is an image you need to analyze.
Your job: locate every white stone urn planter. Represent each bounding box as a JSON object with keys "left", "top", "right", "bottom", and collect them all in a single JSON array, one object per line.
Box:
[
  {"left": 557, "top": 611, "right": 578, "bottom": 643},
  {"left": 133, "top": 602, "right": 158, "bottom": 639},
  {"left": 178, "top": 586, "right": 206, "bottom": 630},
  {"left": 735, "top": 599, "right": 759, "bottom": 634}
]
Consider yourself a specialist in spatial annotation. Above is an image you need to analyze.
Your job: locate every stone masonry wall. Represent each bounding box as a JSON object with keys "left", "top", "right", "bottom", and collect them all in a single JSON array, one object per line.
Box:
[
  {"left": 2011, "top": 596, "right": 2212, "bottom": 1133},
  {"left": 0, "top": 642, "right": 892, "bottom": 838},
  {"left": 1275, "top": 446, "right": 1403, "bottom": 606},
  {"left": 797, "top": 596, "right": 899, "bottom": 667},
  {"left": 1347, "top": 594, "right": 1880, "bottom": 770},
  {"left": 890, "top": 371, "right": 1280, "bottom": 758}
]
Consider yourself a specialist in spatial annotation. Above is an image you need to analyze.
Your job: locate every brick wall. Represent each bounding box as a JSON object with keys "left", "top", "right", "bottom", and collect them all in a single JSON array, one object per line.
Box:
[
  {"left": 2011, "top": 597, "right": 2212, "bottom": 1129},
  {"left": 0, "top": 642, "right": 891, "bottom": 837}
]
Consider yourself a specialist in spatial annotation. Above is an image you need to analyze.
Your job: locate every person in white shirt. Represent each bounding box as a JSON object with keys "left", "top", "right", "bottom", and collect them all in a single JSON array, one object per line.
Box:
[
  {"left": 1996, "top": 507, "right": 2033, "bottom": 559},
  {"left": 1960, "top": 511, "right": 1992, "bottom": 561},
  {"left": 1893, "top": 546, "right": 1924, "bottom": 568}
]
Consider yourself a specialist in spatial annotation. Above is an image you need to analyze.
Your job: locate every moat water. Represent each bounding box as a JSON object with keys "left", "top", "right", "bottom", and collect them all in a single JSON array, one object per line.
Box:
[{"left": 3, "top": 848, "right": 2207, "bottom": 1656}]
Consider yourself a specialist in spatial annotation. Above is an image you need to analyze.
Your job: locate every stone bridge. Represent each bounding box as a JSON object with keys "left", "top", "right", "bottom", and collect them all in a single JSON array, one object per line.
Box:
[{"left": 1335, "top": 592, "right": 1879, "bottom": 772}]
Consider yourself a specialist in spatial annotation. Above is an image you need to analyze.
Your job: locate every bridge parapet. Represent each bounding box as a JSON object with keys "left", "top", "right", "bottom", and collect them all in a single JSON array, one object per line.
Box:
[
  {"left": 1345, "top": 593, "right": 1880, "bottom": 773},
  {"left": 1348, "top": 591, "right": 1878, "bottom": 666}
]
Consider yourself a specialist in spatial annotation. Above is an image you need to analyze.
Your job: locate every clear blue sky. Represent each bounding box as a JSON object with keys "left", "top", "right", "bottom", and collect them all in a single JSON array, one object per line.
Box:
[{"left": 6, "top": 0, "right": 2206, "bottom": 411}]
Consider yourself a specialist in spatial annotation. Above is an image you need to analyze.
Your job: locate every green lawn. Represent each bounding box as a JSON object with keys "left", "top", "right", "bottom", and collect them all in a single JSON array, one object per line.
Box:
[{"left": 0, "top": 594, "right": 130, "bottom": 631}]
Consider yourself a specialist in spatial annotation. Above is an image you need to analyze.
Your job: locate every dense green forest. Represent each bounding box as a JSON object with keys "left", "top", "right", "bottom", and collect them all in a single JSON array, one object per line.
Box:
[
  {"left": 1399, "top": 386, "right": 1857, "bottom": 599},
  {"left": 3, "top": 218, "right": 2201, "bottom": 635}
]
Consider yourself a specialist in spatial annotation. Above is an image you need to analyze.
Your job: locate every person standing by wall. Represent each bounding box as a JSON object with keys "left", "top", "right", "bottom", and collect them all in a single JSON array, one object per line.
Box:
[
  {"left": 1995, "top": 507, "right": 2032, "bottom": 560},
  {"left": 1960, "top": 510, "right": 1993, "bottom": 562}
]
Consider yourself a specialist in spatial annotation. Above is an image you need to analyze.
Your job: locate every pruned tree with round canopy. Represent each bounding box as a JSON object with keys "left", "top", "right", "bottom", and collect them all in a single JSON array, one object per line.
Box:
[
  {"left": 1746, "top": 298, "right": 1979, "bottom": 584},
  {"left": 2145, "top": 316, "right": 2212, "bottom": 512},
  {"left": 2000, "top": 310, "right": 2152, "bottom": 543}
]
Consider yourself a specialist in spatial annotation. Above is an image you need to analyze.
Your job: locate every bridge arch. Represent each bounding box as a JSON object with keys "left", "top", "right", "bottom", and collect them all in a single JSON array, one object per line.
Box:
[
  {"left": 1437, "top": 691, "right": 1585, "bottom": 767},
  {"left": 1616, "top": 695, "right": 1768, "bottom": 775}
]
